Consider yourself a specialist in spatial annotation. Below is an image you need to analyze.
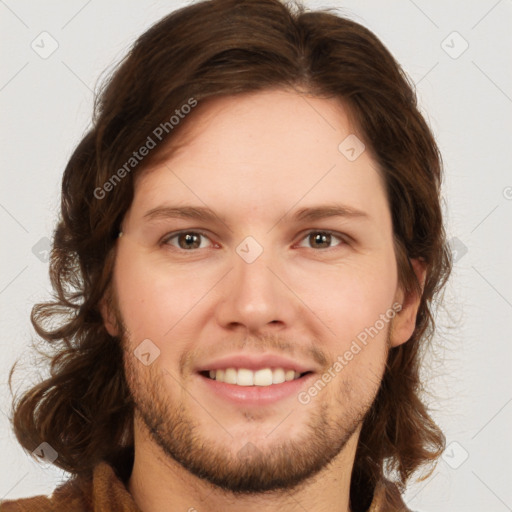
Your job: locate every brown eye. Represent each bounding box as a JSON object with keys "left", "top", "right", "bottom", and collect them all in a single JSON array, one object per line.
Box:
[
  {"left": 298, "top": 231, "right": 345, "bottom": 250},
  {"left": 178, "top": 233, "right": 201, "bottom": 250},
  {"left": 310, "top": 232, "right": 331, "bottom": 249},
  {"left": 163, "top": 231, "right": 211, "bottom": 250}
]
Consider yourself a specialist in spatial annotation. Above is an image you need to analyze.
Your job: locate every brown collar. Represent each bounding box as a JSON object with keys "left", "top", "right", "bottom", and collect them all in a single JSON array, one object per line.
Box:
[{"left": 0, "top": 460, "right": 411, "bottom": 512}]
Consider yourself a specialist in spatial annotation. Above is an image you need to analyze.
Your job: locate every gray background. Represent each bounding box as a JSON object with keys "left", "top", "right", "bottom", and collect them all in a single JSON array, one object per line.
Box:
[{"left": 1, "top": 1, "right": 511, "bottom": 510}]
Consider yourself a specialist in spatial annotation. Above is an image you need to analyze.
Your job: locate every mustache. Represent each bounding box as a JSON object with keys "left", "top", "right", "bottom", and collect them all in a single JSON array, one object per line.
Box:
[
  {"left": 179, "top": 333, "right": 328, "bottom": 374},
  {"left": 107, "top": 291, "right": 329, "bottom": 371}
]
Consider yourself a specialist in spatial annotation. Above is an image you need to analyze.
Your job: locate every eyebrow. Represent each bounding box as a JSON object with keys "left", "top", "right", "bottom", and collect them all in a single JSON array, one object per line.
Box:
[{"left": 143, "top": 204, "right": 369, "bottom": 226}]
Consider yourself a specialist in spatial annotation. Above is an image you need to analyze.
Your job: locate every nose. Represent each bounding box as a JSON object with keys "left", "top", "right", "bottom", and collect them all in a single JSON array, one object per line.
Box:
[{"left": 214, "top": 244, "right": 299, "bottom": 334}]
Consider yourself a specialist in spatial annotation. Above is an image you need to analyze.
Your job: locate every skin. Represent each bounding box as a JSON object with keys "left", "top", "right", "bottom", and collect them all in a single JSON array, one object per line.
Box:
[{"left": 101, "top": 89, "right": 425, "bottom": 512}]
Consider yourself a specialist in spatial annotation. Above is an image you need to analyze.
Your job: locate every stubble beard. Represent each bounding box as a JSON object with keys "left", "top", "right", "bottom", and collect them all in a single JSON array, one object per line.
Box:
[{"left": 123, "top": 342, "right": 383, "bottom": 495}]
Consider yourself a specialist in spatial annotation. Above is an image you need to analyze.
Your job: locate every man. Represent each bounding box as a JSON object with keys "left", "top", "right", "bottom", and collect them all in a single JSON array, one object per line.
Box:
[{"left": 2, "top": 0, "right": 452, "bottom": 510}]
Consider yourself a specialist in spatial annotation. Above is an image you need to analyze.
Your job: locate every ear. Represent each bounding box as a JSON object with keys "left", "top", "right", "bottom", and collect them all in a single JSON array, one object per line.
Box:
[
  {"left": 389, "top": 258, "right": 427, "bottom": 348},
  {"left": 99, "top": 293, "right": 120, "bottom": 337}
]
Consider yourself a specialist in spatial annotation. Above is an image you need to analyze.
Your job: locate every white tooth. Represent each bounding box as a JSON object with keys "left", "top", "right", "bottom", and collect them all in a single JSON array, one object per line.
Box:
[
  {"left": 254, "top": 368, "right": 273, "bottom": 386},
  {"left": 285, "top": 369, "right": 295, "bottom": 382},
  {"left": 237, "top": 368, "right": 254, "bottom": 386},
  {"left": 272, "top": 368, "right": 286, "bottom": 384},
  {"left": 208, "top": 367, "right": 303, "bottom": 386},
  {"left": 224, "top": 367, "right": 237, "bottom": 384}
]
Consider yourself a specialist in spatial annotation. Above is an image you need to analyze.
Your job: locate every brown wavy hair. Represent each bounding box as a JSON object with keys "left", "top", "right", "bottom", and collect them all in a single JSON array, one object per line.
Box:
[{"left": 8, "top": 0, "right": 452, "bottom": 509}]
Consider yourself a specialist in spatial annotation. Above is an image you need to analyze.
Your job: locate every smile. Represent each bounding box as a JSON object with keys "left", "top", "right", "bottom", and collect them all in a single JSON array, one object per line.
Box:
[{"left": 202, "top": 367, "right": 311, "bottom": 387}]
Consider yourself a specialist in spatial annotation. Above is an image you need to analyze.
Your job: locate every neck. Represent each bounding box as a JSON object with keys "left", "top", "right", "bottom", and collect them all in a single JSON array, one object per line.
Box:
[{"left": 127, "top": 421, "right": 360, "bottom": 512}]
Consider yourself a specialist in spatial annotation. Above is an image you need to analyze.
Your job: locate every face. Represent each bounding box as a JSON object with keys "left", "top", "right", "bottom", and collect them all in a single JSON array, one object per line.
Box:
[{"left": 103, "top": 89, "right": 418, "bottom": 494}]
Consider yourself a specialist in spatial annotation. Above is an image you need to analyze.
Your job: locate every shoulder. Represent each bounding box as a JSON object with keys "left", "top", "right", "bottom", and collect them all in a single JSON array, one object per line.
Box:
[
  {"left": 1, "top": 461, "right": 139, "bottom": 512},
  {"left": 1, "top": 473, "right": 92, "bottom": 512}
]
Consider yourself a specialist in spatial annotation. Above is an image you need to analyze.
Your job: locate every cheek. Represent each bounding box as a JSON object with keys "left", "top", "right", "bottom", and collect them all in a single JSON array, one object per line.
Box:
[
  {"left": 302, "top": 261, "right": 396, "bottom": 407},
  {"left": 293, "top": 254, "right": 398, "bottom": 345},
  {"left": 112, "top": 246, "right": 209, "bottom": 348}
]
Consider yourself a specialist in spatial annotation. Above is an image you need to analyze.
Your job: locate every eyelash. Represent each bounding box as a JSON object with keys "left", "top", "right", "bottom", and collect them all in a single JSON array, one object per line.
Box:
[{"left": 160, "top": 229, "right": 349, "bottom": 252}]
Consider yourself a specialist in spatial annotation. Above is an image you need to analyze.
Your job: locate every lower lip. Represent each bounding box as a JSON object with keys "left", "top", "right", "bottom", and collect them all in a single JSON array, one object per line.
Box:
[{"left": 197, "top": 372, "right": 316, "bottom": 406}]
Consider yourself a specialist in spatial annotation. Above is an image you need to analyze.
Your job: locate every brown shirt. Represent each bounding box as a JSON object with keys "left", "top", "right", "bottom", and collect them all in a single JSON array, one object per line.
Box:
[{"left": 0, "top": 462, "right": 412, "bottom": 512}]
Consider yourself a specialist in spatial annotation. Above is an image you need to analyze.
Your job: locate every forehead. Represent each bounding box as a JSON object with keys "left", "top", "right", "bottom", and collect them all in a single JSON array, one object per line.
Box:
[{"left": 128, "top": 89, "right": 389, "bottom": 226}]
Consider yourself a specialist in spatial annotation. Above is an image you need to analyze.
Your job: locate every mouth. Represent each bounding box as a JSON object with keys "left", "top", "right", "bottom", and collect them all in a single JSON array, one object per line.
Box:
[
  {"left": 196, "top": 367, "right": 316, "bottom": 406},
  {"left": 199, "top": 368, "right": 314, "bottom": 387},
  {"left": 194, "top": 353, "right": 319, "bottom": 405}
]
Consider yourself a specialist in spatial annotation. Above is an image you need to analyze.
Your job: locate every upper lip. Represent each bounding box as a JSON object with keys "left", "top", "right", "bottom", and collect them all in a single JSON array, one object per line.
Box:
[{"left": 195, "top": 353, "right": 318, "bottom": 374}]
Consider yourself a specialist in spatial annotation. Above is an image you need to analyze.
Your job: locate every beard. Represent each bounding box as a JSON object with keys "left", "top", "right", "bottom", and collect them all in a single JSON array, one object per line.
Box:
[{"left": 113, "top": 300, "right": 387, "bottom": 495}]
